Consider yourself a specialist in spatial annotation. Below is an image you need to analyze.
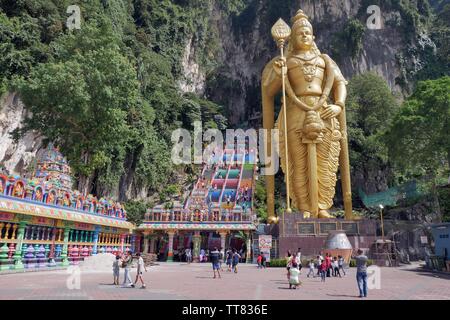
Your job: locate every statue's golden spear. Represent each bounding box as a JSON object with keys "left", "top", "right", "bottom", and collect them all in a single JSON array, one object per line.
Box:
[{"left": 271, "top": 19, "right": 292, "bottom": 216}]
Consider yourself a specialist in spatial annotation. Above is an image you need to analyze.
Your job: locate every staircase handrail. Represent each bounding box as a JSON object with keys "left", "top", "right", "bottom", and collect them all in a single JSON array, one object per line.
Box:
[
  {"left": 233, "top": 152, "right": 246, "bottom": 209},
  {"left": 218, "top": 149, "right": 234, "bottom": 206}
]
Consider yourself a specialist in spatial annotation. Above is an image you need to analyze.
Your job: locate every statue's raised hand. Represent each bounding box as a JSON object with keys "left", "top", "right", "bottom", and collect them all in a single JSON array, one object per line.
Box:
[{"left": 273, "top": 56, "right": 286, "bottom": 76}]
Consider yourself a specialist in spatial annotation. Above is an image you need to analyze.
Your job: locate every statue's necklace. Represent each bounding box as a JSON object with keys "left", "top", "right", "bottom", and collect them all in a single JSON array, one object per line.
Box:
[{"left": 294, "top": 53, "right": 320, "bottom": 82}]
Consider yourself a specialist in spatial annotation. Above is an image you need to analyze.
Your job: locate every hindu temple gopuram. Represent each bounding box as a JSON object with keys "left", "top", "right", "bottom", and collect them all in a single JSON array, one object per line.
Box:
[{"left": 0, "top": 145, "right": 134, "bottom": 270}]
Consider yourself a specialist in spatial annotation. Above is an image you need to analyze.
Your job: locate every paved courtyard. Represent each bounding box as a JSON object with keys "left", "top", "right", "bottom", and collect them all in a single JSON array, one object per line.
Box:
[{"left": 0, "top": 262, "right": 449, "bottom": 300}]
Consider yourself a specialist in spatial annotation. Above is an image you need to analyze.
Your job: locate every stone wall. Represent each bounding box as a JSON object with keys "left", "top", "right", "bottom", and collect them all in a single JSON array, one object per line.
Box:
[{"left": 278, "top": 213, "right": 378, "bottom": 258}]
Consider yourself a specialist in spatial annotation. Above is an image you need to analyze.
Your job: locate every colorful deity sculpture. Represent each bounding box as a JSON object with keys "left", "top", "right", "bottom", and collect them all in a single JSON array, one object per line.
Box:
[{"left": 12, "top": 181, "right": 24, "bottom": 198}]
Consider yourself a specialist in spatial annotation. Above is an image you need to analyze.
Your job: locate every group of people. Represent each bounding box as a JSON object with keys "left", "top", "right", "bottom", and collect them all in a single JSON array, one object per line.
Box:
[
  {"left": 208, "top": 247, "right": 243, "bottom": 278},
  {"left": 283, "top": 248, "right": 370, "bottom": 298},
  {"left": 310, "top": 252, "right": 346, "bottom": 281},
  {"left": 112, "top": 251, "right": 147, "bottom": 289}
]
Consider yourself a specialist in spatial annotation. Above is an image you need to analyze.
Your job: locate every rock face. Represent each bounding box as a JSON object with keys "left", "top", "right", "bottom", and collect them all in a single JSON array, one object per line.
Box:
[
  {"left": 0, "top": 92, "right": 42, "bottom": 177},
  {"left": 178, "top": 35, "right": 206, "bottom": 95}
]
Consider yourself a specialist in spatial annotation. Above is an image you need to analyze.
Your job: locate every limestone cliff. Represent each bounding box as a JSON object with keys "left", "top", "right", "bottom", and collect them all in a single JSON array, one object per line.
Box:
[{"left": 0, "top": 92, "right": 42, "bottom": 177}]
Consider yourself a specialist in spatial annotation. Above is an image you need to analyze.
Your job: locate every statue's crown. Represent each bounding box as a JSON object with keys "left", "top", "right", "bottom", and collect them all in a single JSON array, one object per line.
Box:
[{"left": 291, "top": 9, "right": 313, "bottom": 32}]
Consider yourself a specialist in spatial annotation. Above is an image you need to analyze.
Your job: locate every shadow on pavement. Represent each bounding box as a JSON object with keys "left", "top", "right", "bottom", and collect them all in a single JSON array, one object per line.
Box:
[
  {"left": 398, "top": 267, "right": 450, "bottom": 280},
  {"left": 326, "top": 294, "right": 360, "bottom": 298}
]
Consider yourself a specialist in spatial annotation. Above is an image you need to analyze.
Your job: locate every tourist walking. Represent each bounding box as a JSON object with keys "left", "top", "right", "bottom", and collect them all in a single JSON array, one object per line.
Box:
[
  {"left": 354, "top": 249, "right": 369, "bottom": 298},
  {"left": 112, "top": 255, "right": 120, "bottom": 285},
  {"left": 316, "top": 252, "right": 323, "bottom": 277},
  {"left": 338, "top": 255, "right": 346, "bottom": 276},
  {"left": 226, "top": 249, "right": 233, "bottom": 272},
  {"left": 296, "top": 248, "right": 302, "bottom": 272},
  {"left": 289, "top": 262, "right": 301, "bottom": 289},
  {"left": 261, "top": 253, "right": 267, "bottom": 269},
  {"left": 325, "top": 253, "right": 332, "bottom": 277},
  {"left": 210, "top": 247, "right": 221, "bottom": 279},
  {"left": 219, "top": 247, "right": 224, "bottom": 271},
  {"left": 232, "top": 249, "right": 241, "bottom": 273},
  {"left": 319, "top": 259, "right": 327, "bottom": 282},
  {"left": 286, "top": 253, "right": 294, "bottom": 280},
  {"left": 333, "top": 257, "right": 341, "bottom": 277},
  {"left": 307, "top": 259, "right": 315, "bottom": 278},
  {"left": 185, "top": 248, "right": 192, "bottom": 264},
  {"left": 132, "top": 253, "right": 147, "bottom": 288},
  {"left": 257, "top": 253, "right": 263, "bottom": 269},
  {"left": 122, "top": 251, "right": 133, "bottom": 287}
]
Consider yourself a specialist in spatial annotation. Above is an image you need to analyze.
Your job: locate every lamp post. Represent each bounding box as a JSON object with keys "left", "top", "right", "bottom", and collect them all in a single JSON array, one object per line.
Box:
[{"left": 379, "top": 204, "right": 385, "bottom": 242}]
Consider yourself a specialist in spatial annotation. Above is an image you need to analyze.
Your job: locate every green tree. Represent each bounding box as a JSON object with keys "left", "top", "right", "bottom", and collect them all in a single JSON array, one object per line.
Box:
[
  {"left": 13, "top": 19, "right": 140, "bottom": 189},
  {"left": 254, "top": 179, "right": 268, "bottom": 223},
  {"left": 346, "top": 72, "right": 400, "bottom": 174},
  {"left": 124, "top": 199, "right": 147, "bottom": 226},
  {"left": 385, "top": 76, "right": 450, "bottom": 180}
]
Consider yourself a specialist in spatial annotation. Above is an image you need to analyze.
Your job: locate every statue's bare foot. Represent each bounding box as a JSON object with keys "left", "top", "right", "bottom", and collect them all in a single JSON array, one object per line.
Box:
[
  {"left": 318, "top": 210, "right": 334, "bottom": 219},
  {"left": 303, "top": 211, "right": 311, "bottom": 219}
]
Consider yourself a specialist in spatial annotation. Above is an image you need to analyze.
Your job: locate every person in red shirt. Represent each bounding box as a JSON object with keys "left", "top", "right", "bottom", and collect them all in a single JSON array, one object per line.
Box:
[
  {"left": 257, "top": 254, "right": 263, "bottom": 269},
  {"left": 320, "top": 260, "right": 327, "bottom": 282},
  {"left": 325, "top": 253, "right": 332, "bottom": 277}
]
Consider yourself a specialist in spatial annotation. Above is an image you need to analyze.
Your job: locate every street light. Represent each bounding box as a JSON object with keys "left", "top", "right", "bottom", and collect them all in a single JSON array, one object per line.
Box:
[{"left": 379, "top": 204, "right": 385, "bottom": 242}]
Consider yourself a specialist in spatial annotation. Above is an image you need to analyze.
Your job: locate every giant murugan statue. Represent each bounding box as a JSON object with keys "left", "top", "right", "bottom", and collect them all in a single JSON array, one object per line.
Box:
[{"left": 262, "top": 10, "right": 353, "bottom": 220}]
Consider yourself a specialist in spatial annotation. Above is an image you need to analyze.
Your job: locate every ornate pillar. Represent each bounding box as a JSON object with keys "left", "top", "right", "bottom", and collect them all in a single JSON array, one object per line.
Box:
[
  {"left": 143, "top": 232, "right": 150, "bottom": 254},
  {"left": 61, "top": 227, "right": 70, "bottom": 266},
  {"left": 92, "top": 227, "right": 100, "bottom": 255},
  {"left": 178, "top": 232, "right": 185, "bottom": 251},
  {"left": 48, "top": 226, "right": 57, "bottom": 266},
  {"left": 167, "top": 230, "right": 175, "bottom": 262},
  {"left": 219, "top": 230, "right": 227, "bottom": 258},
  {"left": 246, "top": 231, "right": 252, "bottom": 264},
  {"left": 130, "top": 234, "right": 136, "bottom": 253},
  {"left": 135, "top": 234, "right": 141, "bottom": 253},
  {"left": 120, "top": 233, "right": 126, "bottom": 253},
  {"left": 149, "top": 235, "right": 156, "bottom": 254},
  {"left": 13, "top": 221, "right": 26, "bottom": 269},
  {"left": 193, "top": 231, "right": 201, "bottom": 263}
]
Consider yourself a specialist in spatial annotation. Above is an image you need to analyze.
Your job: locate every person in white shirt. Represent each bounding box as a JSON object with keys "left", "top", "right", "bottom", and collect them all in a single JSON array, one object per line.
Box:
[
  {"left": 132, "top": 253, "right": 148, "bottom": 289},
  {"left": 185, "top": 248, "right": 192, "bottom": 264},
  {"left": 332, "top": 256, "right": 341, "bottom": 278},
  {"left": 338, "top": 255, "right": 346, "bottom": 276},
  {"left": 316, "top": 254, "right": 323, "bottom": 277},
  {"left": 295, "top": 248, "right": 302, "bottom": 272},
  {"left": 289, "top": 262, "right": 301, "bottom": 289},
  {"left": 307, "top": 259, "right": 316, "bottom": 278}
]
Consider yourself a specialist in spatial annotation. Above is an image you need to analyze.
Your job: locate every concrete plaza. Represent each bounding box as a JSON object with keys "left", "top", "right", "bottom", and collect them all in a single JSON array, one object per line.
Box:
[{"left": 0, "top": 262, "right": 449, "bottom": 300}]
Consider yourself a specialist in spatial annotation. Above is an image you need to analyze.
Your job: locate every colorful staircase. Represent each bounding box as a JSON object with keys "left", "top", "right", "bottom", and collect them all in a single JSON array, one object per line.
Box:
[{"left": 185, "top": 142, "right": 257, "bottom": 218}]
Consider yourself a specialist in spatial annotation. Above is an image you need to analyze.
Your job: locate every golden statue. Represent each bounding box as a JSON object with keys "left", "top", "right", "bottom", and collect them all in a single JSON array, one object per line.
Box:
[{"left": 262, "top": 10, "right": 353, "bottom": 220}]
